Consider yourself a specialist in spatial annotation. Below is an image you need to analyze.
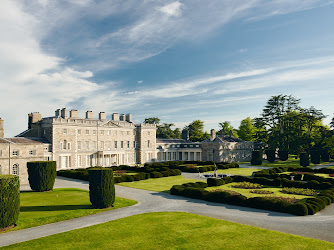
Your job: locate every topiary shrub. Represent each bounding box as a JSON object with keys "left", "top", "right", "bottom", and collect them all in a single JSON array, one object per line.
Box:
[
  {"left": 287, "top": 203, "right": 308, "bottom": 216},
  {"left": 27, "top": 161, "right": 57, "bottom": 192},
  {"left": 88, "top": 169, "right": 115, "bottom": 209},
  {"left": 123, "top": 175, "right": 134, "bottom": 182},
  {"left": 207, "top": 178, "right": 225, "bottom": 187},
  {"left": 310, "top": 150, "right": 321, "bottom": 164},
  {"left": 278, "top": 150, "right": 289, "bottom": 161},
  {"left": 0, "top": 175, "right": 20, "bottom": 229},
  {"left": 251, "top": 150, "right": 263, "bottom": 165},
  {"left": 299, "top": 152, "right": 309, "bottom": 167},
  {"left": 150, "top": 171, "right": 163, "bottom": 178},
  {"left": 265, "top": 149, "right": 275, "bottom": 163},
  {"left": 321, "top": 150, "right": 330, "bottom": 162}
]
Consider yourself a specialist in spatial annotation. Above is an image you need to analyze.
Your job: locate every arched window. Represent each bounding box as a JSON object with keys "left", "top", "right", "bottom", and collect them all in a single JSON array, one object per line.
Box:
[
  {"left": 63, "top": 140, "right": 67, "bottom": 150},
  {"left": 12, "top": 164, "right": 19, "bottom": 175}
]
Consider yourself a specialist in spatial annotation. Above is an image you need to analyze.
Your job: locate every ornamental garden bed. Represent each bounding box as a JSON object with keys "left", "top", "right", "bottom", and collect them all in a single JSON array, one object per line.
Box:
[{"left": 170, "top": 170, "right": 334, "bottom": 216}]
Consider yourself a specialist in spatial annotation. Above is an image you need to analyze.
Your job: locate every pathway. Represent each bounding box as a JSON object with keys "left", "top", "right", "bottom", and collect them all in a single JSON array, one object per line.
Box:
[{"left": 1, "top": 177, "right": 334, "bottom": 247}]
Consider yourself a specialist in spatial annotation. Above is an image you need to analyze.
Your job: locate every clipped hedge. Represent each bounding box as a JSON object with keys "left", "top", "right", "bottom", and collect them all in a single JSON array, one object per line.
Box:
[
  {"left": 278, "top": 150, "right": 289, "bottom": 161},
  {"left": 88, "top": 169, "right": 115, "bottom": 208},
  {"left": 299, "top": 152, "right": 309, "bottom": 167},
  {"left": 251, "top": 150, "right": 262, "bottom": 165},
  {"left": 265, "top": 149, "right": 276, "bottom": 163},
  {"left": 27, "top": 161, "right": 57, "bottom": 192},
  {"left": 0, "top": 175, "right": 20, "bottom": 229}
]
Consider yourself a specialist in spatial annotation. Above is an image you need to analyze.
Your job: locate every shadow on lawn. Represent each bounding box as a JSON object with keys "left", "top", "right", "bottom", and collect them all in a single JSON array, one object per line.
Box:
[{"left": 20, "top": 204, "right": 92, "bottom": 212}]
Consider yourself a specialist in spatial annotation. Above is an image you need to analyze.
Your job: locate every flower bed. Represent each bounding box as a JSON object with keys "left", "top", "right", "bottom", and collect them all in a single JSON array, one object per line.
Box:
[
  {"left": 210, "top": 189, "right": 241, "bottom": 196},
  {"left": 250, "top": 190, "right": 274, "bottom": 194},
  {"left": 263, "top": 196, "right": 300, "bottom": 204},
  {"left": 281, "top": 187, "right": 318, "bottom": 196},
  {"left": 231, "top": 182, "right": 263, "bottom": 189}
]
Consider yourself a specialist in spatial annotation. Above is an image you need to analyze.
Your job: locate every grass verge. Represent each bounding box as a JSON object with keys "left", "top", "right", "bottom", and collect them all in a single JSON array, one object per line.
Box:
[
  {"left": 4, "top": 188, "right": 137, "bottom": 232},
  {"left": 4, "top": 212, "right": 334, "bottom": 249},
  {"left": 118, "top": 175, "right": 202, "bottom": 192}
]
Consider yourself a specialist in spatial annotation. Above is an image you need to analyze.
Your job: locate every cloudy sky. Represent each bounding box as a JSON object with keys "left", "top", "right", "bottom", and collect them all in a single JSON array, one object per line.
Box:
[{"left": 1, "top": 0, "right": 334, "bottom": 136}]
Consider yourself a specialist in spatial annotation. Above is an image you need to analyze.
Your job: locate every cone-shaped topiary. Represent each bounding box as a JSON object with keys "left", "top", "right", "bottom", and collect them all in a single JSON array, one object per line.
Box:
[
  {"left": 278, "top": 150, "right": 289, "bottom": 161},
  {"left": 300, "top": 152, "right": 310, "bottom": 167},
  {"left": 265, "top": 149, "right": 275, "bottom": 163},
  {"left": 251, "top": 150, "right": 263, "bottom": 165},
  {"left": 89, "top": 169, "right": 115, "bottom": 208},
  {"left": 321, "top": 149, "right": 330, "bottom": 162},
  {"left": 0, "top": 175, "right": 20, "bottom": 229},
  {"left": 310, "top": 150, "right": 321, "bottom": 164},
  {"left": 27, "top": 161, "right": 57, "bottom": 192}
]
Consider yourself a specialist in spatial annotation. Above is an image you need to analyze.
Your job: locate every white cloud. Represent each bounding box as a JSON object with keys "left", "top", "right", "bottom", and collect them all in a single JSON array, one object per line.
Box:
[
  {"left": 159, "top": 2, "right": 183, "bottom": 17},
  {"left": 137, "top": 80, "right": 143, "bottom": 84}
]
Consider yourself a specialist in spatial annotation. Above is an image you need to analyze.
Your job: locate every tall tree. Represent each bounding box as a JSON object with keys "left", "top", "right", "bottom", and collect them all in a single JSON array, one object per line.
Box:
[
  {"left": 238, "top": 117, "right": 255, "bottom": 141},
  {"left": 218, "top": 121, "right": 238, "bottom": 137},
  {"left": 157, "top": 123, "right": 181, "bottom": 139},
  {"left": 144, "top": 117, "right": 160, "bottom": 124},
  {"left": 184, "top": 120, "right": 210, "bottom": 142}
]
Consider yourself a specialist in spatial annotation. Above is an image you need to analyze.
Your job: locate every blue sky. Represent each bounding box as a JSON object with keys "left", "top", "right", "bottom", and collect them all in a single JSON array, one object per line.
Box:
[{"left": 1, "top": 0, "right": 334, "bottom": 136}]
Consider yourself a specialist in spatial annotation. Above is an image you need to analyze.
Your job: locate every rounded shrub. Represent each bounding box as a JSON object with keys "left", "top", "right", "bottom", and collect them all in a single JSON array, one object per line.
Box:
[
  {"left": 207, "top": 178, "right": 225, "bottom": 187},
  {"left": 251, "top": 150, "right": 263, "bottom": 165},
  {"left": 287, "top": 203, "right": 308, "bottom": 216},
  {"left": 88, "top": 169, "right": 115, "bottom": 209},
  {"left": 265, "top": 149, "right": 275, "bottom": 163},
  {"left": 310, "top": 150, "right": 321, "bottom": 164},
  {"left": 150, "top": 171, "right": 163, "bottom": 178},
  {"left": 278, "top": 150, "right": 289, "bottom": 161},
  {"left": 27, "top": 161, "right": 57, "bottom": 192},
  {"left": 299, "top": 153, "right": 309, "bottom": 167},
  {"left": 0, "top": 175, "right": 20, "bottom": 229}
]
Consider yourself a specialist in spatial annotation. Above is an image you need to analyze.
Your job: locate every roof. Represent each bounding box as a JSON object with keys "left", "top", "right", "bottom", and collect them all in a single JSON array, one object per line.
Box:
[
  {"left": 0, "top": 137, "right": 43, "bottom": 144},
  {"left": 156, "top": 138, "right": 193, "bottom": 144},
  {"left": 202, "top": 136, "right": 245, "bottom": 143}
]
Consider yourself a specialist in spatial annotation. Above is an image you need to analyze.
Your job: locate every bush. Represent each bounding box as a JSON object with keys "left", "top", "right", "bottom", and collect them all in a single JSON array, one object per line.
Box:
[
  {"left": 251, "top": 150, "right": 263, "bottom": 165},
  {"left": 310, "top": 150, "right": 321, "bottom": 164},
  {"left": 287, "top": 204, "right": 308, "bottom": 216},
  {"left": 0, "top": 175, "right": 20, "bottom": 229},
  {"left": 299, "top": 153, "right": 309, "bottom": 167},
  {"left": 265, "top": 149, "right": 275, "bottom": 163},
  {"left": 321, "top": 150, "right": 330, "bottom": 162},
  {"left": 150, "top": 171, "right": 163, "bottom": 178},
  {"left": 207, "top": 178, "right": 225, "bottom": 187},
  {"left": 27, "top": 161, "right": 57, "bottom": 192},
  {"left": 278, "top": 150, "right": 289, "bottom": 161},
  {"left": 88, "top": 169, "right": 115, "bottom": 208}
]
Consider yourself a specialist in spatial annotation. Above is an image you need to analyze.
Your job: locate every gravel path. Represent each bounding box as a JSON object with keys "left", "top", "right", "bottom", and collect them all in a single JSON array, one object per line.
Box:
[{"left": 1, "top": 176, "right": 334, "bottom": 247}]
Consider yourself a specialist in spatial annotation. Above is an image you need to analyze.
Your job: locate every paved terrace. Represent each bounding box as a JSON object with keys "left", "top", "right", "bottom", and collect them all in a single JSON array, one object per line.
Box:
[{"left": 1, "top": 175, "right": 334, "bottom": 247}]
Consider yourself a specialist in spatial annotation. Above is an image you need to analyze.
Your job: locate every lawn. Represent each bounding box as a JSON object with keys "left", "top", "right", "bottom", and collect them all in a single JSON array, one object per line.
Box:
[
  {"left": 205, "top": 183, "right": 311, "bottom": 199},
  {"left": 280, "top": 172, "right": 334, "bottom": 179},
  {"left": 6, "top": 188, "right": 137, "bottom": 232},
  {"left": 4, "top": 212, "right": 334, "bottom": 249},
  {"left": 118, "top": 175, "right": 202, "bottom": 192},
  {"left": 207, "top": 168, "right": 261, "bottom": 176}
]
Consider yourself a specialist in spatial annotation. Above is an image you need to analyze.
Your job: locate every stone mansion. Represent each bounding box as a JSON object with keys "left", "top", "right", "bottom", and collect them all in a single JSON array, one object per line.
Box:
[{"left": 0, "top": 108, "right": 254, "bottom": 183}]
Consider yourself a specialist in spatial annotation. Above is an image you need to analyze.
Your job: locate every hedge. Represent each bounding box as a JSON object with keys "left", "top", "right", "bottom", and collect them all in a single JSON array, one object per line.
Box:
[
  {"left": 278, "top": 150, "right": 289, "bottom": 161},
  {"left": 299, "top": 153, "right": 309, "bottom": 167},
  {"left": 310, "top": 150, "right": 321, "bottom": 164},
  {"left": 265, "top": 149, "right": 275, "bottom": 163},
  {"left": 251, "top": 150, "right": 262, "bottom": 165},
  {"left": 321, "top": 150, "right": 330, "bottom": 162},
  {"left": 27, "top": 161, "right": 57, "bottom": 192},
  {"left": 0, "top": 175, "right": 20, "bottom": 229},
  {"left": 88, "top": 169, "right": 115, "bottom": 208}
]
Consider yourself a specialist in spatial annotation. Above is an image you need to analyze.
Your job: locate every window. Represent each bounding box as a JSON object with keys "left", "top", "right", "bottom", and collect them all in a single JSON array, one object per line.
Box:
[
  {"left": 93, "top": 130, "right": 96, "bottom": 135},
  {"left": 108, "top": 141, "right": 112, "bottom": 150},
  {"left": 0, "top": 150, "right": 2, "bottom": 156},
  {"left": 29, "top": 150, "right": 35, "bottom": 155},
  {"left": 196, "top": 145, "right": 199, "bottom": 148},
  {"left": 12, "top": 150, "right": 19, "bottom": 156},
  {"left": 114, "top": 131, "right": 117, "bottom": 135},
  {"left": 78, "top": 129, "right": 81, "bottom": 135},
  {"left": 127, "top": 141, "right": 130, "bottom": 148},
  {"left": 12, "top": 164, "right": 19, "bottom": 175},
  {"left": 67, "top": 142, "right": 71, "bottom": 150},
  {"left": 78, "top": 141, "right": 81, "bottom": 150},
  {"left": 148, "top": 132, "right": 151, "bottom": 136},
  {"left": 85, "top": 141, "right": 89, "bottom": 150},
  {"left": 121, "top": 141, "right": 124, "bottom": 148},
  {"left": 147, "top": 140, "right": 150, "bottom": 148},
  {"left": 101, "top": 141, "right": 104, "bottom": 150},
  {"left": 133, "top": 141, "right": 136, "bottom": 148},
  {"left": 63, "top": 140, "right": 67, "bottom": 150},
  {"left": 63, "top": 129, "right": 67, "bottom": 134},
  {"left": 190, "top": 145, "right": 193, "bottom": 148},
  {"left": 100, "top": 130, "right": 104, "bottom": 135},
  {"left": 114, "top": 141, "right": 118, "bottom": 148},
  {"left": 93, "top": 141, "right": 97, "bottom": 149},
  {"left": 107, "top": 130, "right": 111, "bottom": 135},
  {"left": 86, "top": 130, "right": 89, "bottom": 135}
]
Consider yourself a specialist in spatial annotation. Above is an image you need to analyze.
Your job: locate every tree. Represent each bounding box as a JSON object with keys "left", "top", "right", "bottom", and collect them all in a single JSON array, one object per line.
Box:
[
  {"left": 238, "top": 117, "right": 255, "bottom": 141},
  {"left": 144, "top": 117, "right": 160, "bottom": 124},
  {"left": 218, "top": 121, "right": 238, "bottom": 137},
  {"left": 157, "top": 123, "right": 181, "bottom": 139},
  {"left": 184, "top": 120, "right": 210, "bottom": 142}
]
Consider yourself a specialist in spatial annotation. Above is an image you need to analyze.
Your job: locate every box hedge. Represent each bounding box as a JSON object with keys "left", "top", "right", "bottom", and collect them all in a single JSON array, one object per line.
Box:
[
  {"left": 88, "top": 169, "right": 115, "bottom": 209},
  {"left": 27, "top": 161, "right": 57, "bottom": 192},
  {"left": 0, "top": 175, "right": 20, "bottom": 229}
]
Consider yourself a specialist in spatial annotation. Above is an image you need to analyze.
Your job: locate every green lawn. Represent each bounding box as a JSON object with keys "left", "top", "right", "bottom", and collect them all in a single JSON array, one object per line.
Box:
[
  {"left": 4, "top": 212, "right": 333, "bottom": 249},
  {"left": 6, "top": 188, "right": 137, "bottom": 232},
  {"left": 206, "top": 183, "right": 311, "bottom": 199},
  {"left": 118, "top": 175, "right": 202, "bottom": 192},
  {"left": 280, "top": 172, "right": 334, "bottom": 179},
  {"left": 207, "top": 168, "right": 261, "bottom": 176}
]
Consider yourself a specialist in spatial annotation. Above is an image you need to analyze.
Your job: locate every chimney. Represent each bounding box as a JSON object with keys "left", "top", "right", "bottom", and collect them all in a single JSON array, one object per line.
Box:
[
  {"left": 182, "top": 129, "right": 189, "bottom": 141},
  {"left": 55, "top": 109, "right": 61, "bottom": 117},
  {"left": 112, "top": 113, "right": 119, "bottom": 121},
  {"left": 86, "top": 111, "right": 93, "bottom": 119},
  {"left": 229, "top": 130, "right": 234, "bottom": 137},
  {"left": 69, "top": 110, "right": 79, "bottom": 118},
  {"left": 119, "top": 114, "right": 125, "bottom": 121},
  {"left": 61, "top": 108, "right": 68, "bottom": 119},
  {"left": 126, "top": 113, "right": 132, "bottom": 122},
  {"left": 210, "top": 129, "right": 216, "bottom": 141},
  {"left": 28, "top": 112, "right": 42, "bottom": 129},
  {"left": 99, "top": 112, "right": 106, "bottom": 120},
  {"left": 0, "top": 118, "right": 4, "bottom": 138}
]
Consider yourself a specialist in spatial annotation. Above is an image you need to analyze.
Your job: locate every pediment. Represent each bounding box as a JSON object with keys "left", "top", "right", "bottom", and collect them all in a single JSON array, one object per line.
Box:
[{"left": 100, "top": 121, "right": 122, "bottom": 128}]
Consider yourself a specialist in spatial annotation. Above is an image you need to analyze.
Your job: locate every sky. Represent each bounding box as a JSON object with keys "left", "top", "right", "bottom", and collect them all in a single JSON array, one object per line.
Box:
[{"left": 1, "top": 0, "right": 334, "bottom": 137}]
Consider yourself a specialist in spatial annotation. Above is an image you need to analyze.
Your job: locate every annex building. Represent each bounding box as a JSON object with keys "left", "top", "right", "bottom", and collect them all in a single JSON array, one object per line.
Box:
[{"left": 0, "top": 108, "right": 254, "bottom": 184}]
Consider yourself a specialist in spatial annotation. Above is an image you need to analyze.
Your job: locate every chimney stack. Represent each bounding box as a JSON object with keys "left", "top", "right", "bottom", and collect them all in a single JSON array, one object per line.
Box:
[
  {"left": 182, "top": 129, "right": 189, "bottom": 141},
  {"left": 61, "top": 108, "right": 68, "bottom": 119},
  {"left": 86, "top": 111, "right": 93, "bottom": 119},
  {"left": 69, "top": 109, "right": 79, "bottom": 118},
  {"left": 112, "top": 113, "right": 119, "bottom": 121},
  {"left": 119, "top": 114, "right": 125, "bottom": 121},
  {"left": 0, "top": 118, "right": 4, "bottom": 138},
  {"left": 28, "top": 112, "right": 42, "bottom": 129},
  {"left": 55, "top": 109, "right": 61, "bottom": 117},
  {"left": 99, "top": 112, "right": 106, "bottom": 120},
  {"left": 210, "top": 129, "right": 216, "bottom": 141},
  {"left": 126, "top": 113, "right": 132, "bottom": 122}
]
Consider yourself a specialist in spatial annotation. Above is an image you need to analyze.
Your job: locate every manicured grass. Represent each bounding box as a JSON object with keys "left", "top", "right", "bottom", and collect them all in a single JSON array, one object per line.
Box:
[
  {"left": 206, "top": 183, "right": 311, "bottom": 199},
  {"left": 118, "top": 176, "right": 202, "bottom": 192},
  {"left": 5, "top": 188, "right": 137, "bottom": 232},
  {"left": 4, "top": 212, "right": 334, "bottom": 249},
  {"left": 280, "top": 172, "right": 334, "bottom": 179},
  {"left": 207, "top": 168, "right": 261, "bottom": 176}
]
